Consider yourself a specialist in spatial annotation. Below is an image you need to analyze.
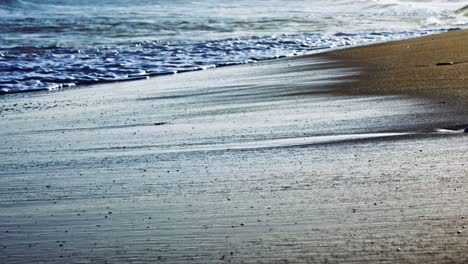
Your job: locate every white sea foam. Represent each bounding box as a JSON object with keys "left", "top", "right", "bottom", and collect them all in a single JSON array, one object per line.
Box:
[{"left": 0, "top": 0, "right": 467, "bottom": 94}]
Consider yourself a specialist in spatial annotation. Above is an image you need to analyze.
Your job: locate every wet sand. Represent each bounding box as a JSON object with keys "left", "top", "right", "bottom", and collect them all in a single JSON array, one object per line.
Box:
[
  {"left": 1, "top": 31, "right": 468, "bottom": 263},
  {"left": 328, "top": 28, "right": 468, "bottom": 112}
]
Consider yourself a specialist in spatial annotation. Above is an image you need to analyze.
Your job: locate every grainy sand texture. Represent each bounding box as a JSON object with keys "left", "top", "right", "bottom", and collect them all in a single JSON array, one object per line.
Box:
[
  {"left": 329, "top": 28, "right": 468, "bottom": 111},
  {"left": 0, "top": 30, "right": 467, "bottom": 263}
]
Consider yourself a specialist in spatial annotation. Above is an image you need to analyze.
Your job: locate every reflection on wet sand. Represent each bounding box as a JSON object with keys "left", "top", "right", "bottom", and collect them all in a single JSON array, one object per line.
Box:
[{"left": 1, "top": 54, "right": 467, "bottom": 263}]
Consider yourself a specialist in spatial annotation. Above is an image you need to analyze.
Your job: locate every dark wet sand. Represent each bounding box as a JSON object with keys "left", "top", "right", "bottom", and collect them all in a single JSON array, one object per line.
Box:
[
  {"left": 0, "top": 31, "right": 468, "bottom": 263},
  {"left": 328, "top": 28, "right": 468, "bottom": 113}
]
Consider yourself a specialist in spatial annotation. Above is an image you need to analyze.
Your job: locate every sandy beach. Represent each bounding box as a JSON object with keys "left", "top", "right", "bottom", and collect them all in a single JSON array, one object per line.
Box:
[
  {"left": 330, "top": 28, "right": 468, "bottom": 111},
  {"left": 0, "top": 29, "right": 467, "bottom": 264}
]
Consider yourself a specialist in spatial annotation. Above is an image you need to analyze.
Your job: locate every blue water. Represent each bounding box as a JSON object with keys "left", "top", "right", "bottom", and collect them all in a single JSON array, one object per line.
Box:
[{"left": 0, "top": 0, "right": 467, "bottom": 94}]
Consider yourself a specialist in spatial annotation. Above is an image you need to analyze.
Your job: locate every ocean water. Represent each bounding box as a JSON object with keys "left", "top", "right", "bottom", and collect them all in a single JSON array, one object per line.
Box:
[{"left": 0, "top": 0, "right": 467, "bottom": 94}]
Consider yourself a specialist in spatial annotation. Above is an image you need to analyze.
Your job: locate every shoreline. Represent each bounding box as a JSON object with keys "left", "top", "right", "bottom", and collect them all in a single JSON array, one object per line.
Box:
[
  {"left": 0, "top": 27, "right": 458, "bottom": 96},
  {"left": 0, "top": 29, "right": 467, "bottom": 263}
]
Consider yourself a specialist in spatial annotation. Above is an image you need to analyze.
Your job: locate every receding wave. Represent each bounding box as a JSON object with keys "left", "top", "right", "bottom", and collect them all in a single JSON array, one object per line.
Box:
[
  {"left": 0, "top": 0, "right": 467, "bottom": 94},
  {"left": 0, "top": 29, "right": 450, "bottom": 94}
]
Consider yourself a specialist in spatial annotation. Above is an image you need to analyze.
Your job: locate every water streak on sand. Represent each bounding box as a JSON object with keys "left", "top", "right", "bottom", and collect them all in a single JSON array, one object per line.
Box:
[{"left": 1, "top": 54, "right": 467, "bottom": 263}]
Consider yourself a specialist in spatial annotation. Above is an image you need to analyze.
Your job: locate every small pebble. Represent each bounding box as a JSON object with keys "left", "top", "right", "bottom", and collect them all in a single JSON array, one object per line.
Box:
[{"left": 436, "top": 62, "right": 454, "bottom": 66}]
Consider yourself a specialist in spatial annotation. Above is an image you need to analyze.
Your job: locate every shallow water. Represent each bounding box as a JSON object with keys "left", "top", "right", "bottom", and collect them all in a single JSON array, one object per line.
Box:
[
  {"left": 1, "top": 0, "right": 467, "bottom": 45},
  {"left": 0, "top": 29, "right": 450, "bottom": 94},
  {"left": 0, "top": 0, "right": 467, "bottom": 94}
]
